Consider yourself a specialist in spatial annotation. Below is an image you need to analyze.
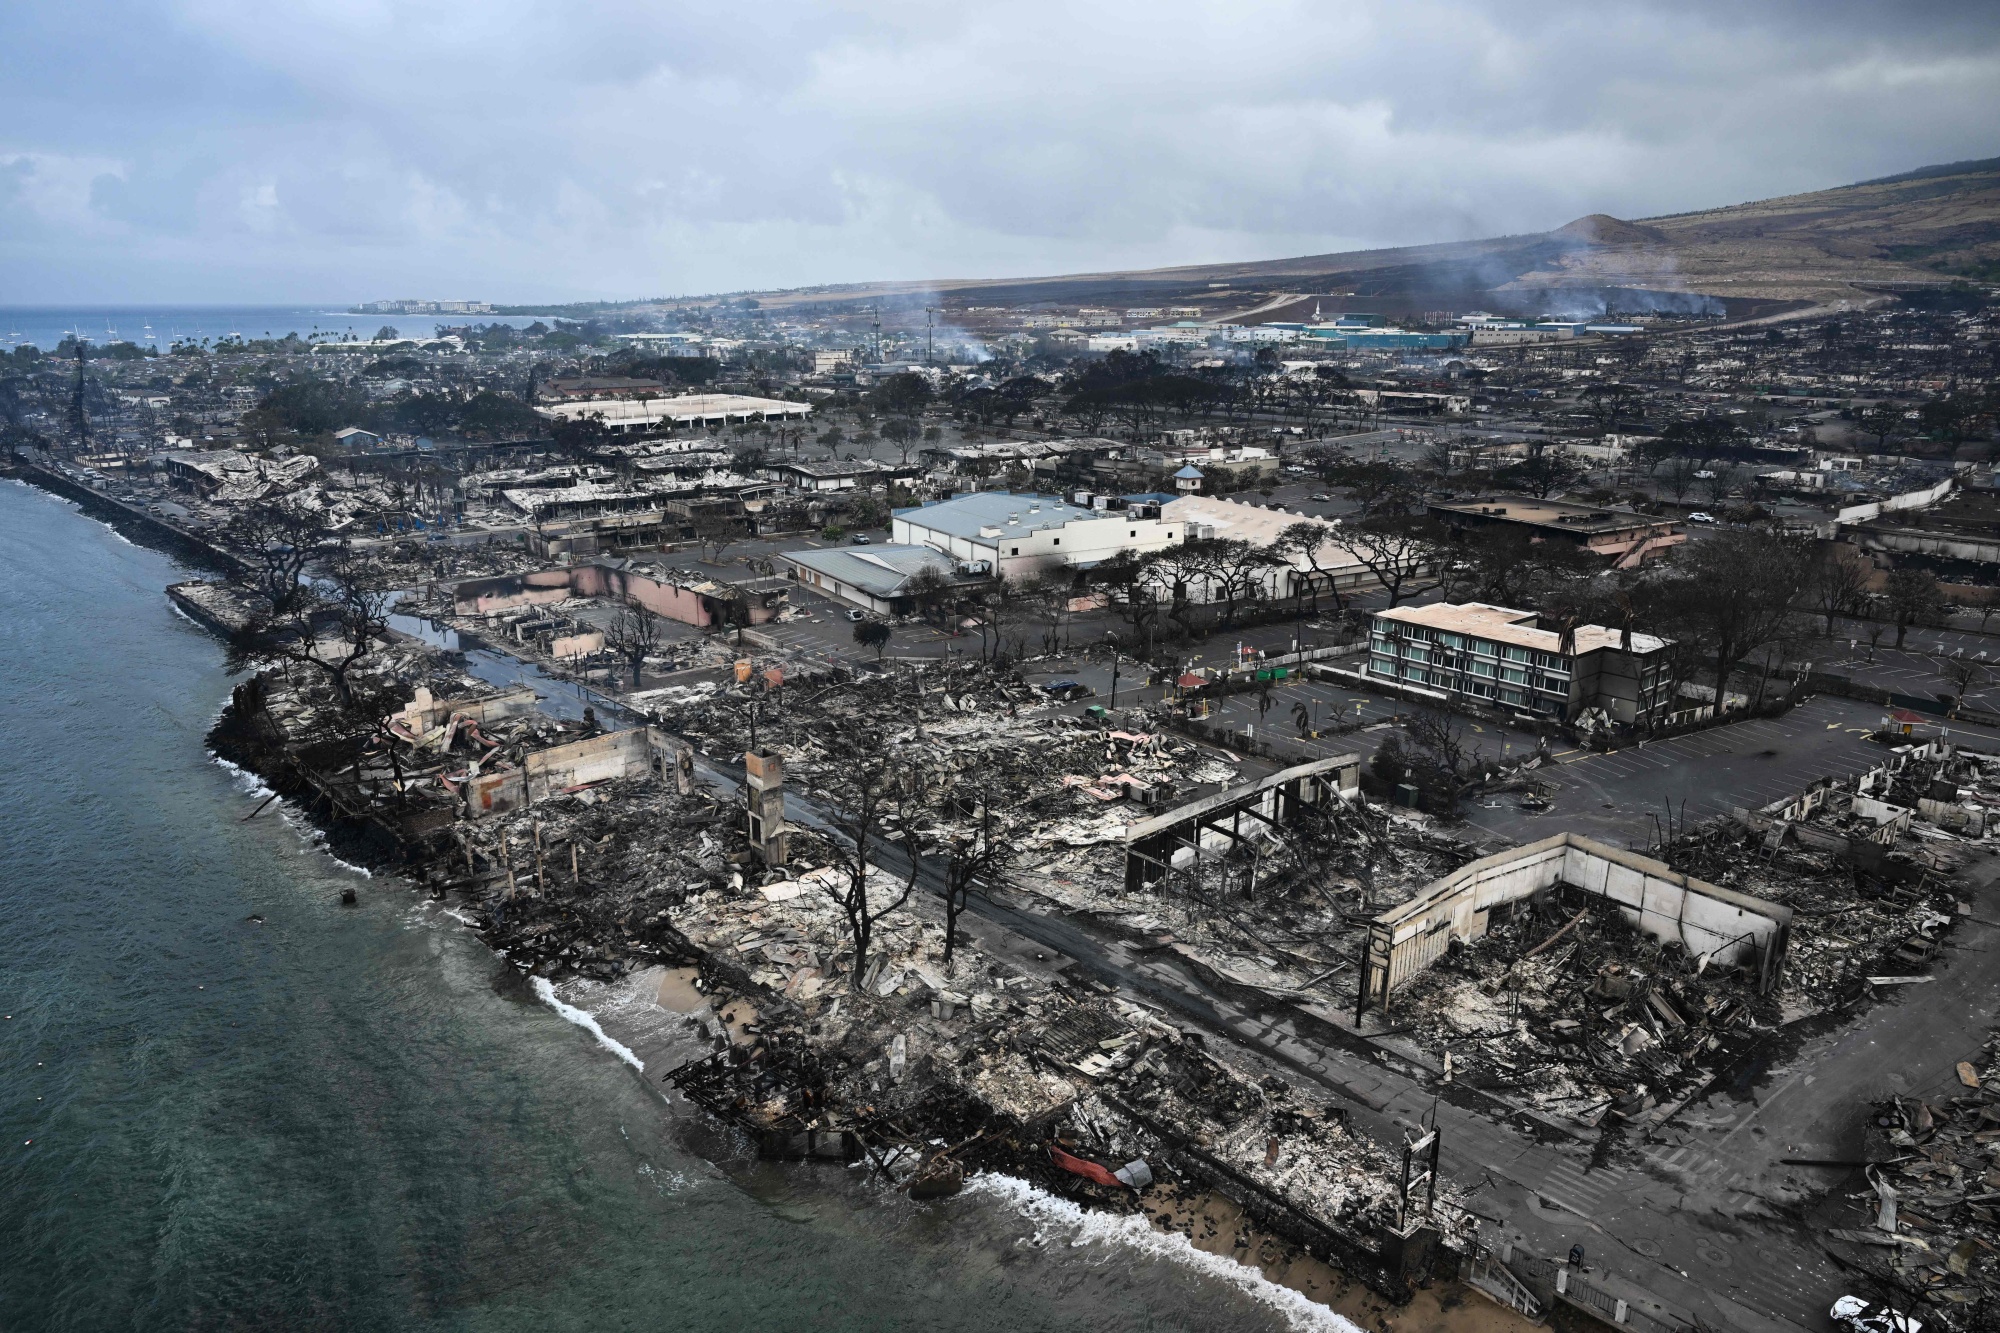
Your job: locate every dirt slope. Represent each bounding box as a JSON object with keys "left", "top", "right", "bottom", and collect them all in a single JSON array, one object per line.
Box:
[{"left": 746, "top": 156, "right": 2000, "bottom": 316}]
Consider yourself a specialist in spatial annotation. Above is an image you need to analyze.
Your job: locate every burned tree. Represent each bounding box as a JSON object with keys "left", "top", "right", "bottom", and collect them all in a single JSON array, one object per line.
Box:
[
  {"left": 1939, "top": 651, "right": 1988, "bottom": 716},
  {"left": 603, "top": 600, "right": 664, "bottom": 686},
  {"left": 1673, "top": 526, "right": 1814, "bottom": 704},
  {"left": 1885, "top": 567, "right": 1945, "bottom": 649},
  {"left": 225, "top": 543, "right": 393, "bottom": 709},
  {"left": 1018, "top": 573, "right": 1074, "bottom": 653},
  {"left": 1274, "top": 519, "right": 1348, "bottom": 615},
  {"left": 880, "top": 416, "right": 920, "bottom": 464},
  {"left": 692, "top": 512, "right": 742, "bottom": 565},
  {"left": 852, "top": 619, "right": 892, "bottom": 660},
  {"left": 941, "top": 788, "right": 1009, "bottom": 974},
  {"left": 1810, "top": 544, "right": 1873, "bottom": 636},
  {"left": 815, "top": 740, "right": 919, "bottom": 992},
  {"left": 1395, "top": 707, "right": 1485, "bottom": 814},
  {"left": 903, "top": 563, "right": 953, "bottom": 625},
  {"left": 225, "top": 496, "right": 326, "bottom": 619}
]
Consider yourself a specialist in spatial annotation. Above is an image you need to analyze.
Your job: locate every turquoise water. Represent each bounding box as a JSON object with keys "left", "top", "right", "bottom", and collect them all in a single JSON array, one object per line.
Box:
[{"left": 0, "top": 480, "right": 1333, "bottom": 1333}]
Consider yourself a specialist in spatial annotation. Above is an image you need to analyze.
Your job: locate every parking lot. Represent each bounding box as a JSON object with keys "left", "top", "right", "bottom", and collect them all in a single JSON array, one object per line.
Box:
[
  {"left": 1461, "top": 694, "right": 2000, "bottom": 848},
  {"left": 1815, "top": 628, "right": 2000, "bottom": 713}
]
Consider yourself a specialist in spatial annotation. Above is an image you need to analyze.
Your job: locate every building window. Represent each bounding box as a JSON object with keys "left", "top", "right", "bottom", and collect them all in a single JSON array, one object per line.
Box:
[
  {"left": 1011, "top": 547, "right": 1019, "bottom": 555},
  {"left": 1500, "top": 688, "right": 1525, "bottom": 705},
  {"left": 1130, "top": 530, "right": 1136, "bottom": 537},
  {"left": 1504, "top": 645, "right": 1530, "bottom": 663},
  {"left": 1052, "top": 538, "right": 1060, "bottom": 546}
]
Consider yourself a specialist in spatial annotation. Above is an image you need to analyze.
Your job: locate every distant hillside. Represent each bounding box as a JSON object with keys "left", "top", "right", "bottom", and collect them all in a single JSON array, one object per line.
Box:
[{"left": 745, "top": 155, "right": 2000, "bottom": 321}]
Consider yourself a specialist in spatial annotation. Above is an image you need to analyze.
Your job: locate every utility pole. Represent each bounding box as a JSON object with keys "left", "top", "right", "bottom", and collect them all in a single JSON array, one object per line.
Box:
[
  {"left": 70, "top": 340, "right": 90, "bottom": 452},
  {"left": 925, "top": 306, "right": 938, "bottom": 365},
  {"left": 870, "top": 304, "right": 882, "bottom": 365}
]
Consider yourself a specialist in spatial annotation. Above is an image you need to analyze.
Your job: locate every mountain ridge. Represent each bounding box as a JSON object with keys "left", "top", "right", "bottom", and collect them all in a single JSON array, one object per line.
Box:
[{"left": 739, "top": 154, "right": 2000, "bottom": 319}]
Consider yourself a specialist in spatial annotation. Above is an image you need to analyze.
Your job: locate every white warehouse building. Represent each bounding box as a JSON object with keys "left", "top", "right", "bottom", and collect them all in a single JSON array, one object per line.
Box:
[
  {"left": 891, "top": 492, "right": 1184, "bottom": 581},
  {"left": 535, "top": 393, "right": 811, "bottom": 435}
]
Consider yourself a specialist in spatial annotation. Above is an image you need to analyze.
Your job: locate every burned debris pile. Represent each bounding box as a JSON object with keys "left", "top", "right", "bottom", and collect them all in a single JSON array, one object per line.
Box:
[
  {"left": 1662, "top": 821, "right": 1965, "bottom": 1012},
  {"left": 1735, "top": 740, "right": 2000, "bottom": 858},
  {"left": 446, "top": 776, "right": 740, "bottom": 978},
  {"left": 1822, "top": 1035, "right": 2000, "bottom": 1331},
  {"left": 1392, "top": 891, "right": 1766, "bottom": 1126},
  {"left": 211, "top": 647, "right": 1471, "bottom": 1302},
  {"left": 660, "top": 851, "right": 1472, "bottom": 1287},
  {"left": 1364, "top": 815, "right": 1968, "bottom": 1128},
  {"left": 1016, "top": 793, "right": 1474, "bottom": 1015},
  {"left": 211, "top": 642, "right": 485, "bottom": 842}
]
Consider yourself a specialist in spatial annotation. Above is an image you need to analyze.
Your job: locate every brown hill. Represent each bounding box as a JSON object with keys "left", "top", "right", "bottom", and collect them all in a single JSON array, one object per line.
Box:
[
  {"left": 1552, "top": 214, "right": 1668, "bottom": 246},
  {"left": 743, "top": 155, "right": 2000, "bottom": 320}
]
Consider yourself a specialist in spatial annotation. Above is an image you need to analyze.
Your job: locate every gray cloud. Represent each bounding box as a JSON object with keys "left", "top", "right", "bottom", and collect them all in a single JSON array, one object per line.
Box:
[{"left": 1, "top": 0, "right": 1995, "bottom": 301}]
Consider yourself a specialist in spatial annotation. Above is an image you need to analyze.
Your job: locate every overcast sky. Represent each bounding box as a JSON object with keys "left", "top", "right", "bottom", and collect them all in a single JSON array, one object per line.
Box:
[{"left": 3, "top": 2, "right": 1995, "bottom": 304}]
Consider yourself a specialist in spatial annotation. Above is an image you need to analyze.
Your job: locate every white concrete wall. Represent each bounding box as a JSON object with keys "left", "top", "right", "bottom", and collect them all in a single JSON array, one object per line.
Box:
[
  {"left": 1836, "top": 476, "right": 1954, "bottom": 525},
  {"left": 1370, "top": 833, "right": 1790, "bottom": 999}
]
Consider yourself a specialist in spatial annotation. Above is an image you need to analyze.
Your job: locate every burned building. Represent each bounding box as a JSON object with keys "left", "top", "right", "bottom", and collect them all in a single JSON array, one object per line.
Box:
[{"left": 1429, "top": 497, "right": 1685, "bottom": 568}]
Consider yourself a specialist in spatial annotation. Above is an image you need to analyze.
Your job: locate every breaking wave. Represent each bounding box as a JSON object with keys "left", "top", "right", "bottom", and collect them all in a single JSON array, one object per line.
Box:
[
  {"left": 216, "top": 758, "right": 378, "bottom": 879},
  {"left": 531, "top": 976, "right": 646, "bottom": 1072},
  {"left": 211, "top": 753, "right": 274, "bottom": 800},
  {"left": 963, "top": 1173, "right": 1365, "bottom": 1333}
]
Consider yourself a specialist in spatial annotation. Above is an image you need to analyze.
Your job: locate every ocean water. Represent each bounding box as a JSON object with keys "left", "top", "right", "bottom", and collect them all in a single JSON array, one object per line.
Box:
[
  {"left": 0, "top": 306, "right": 549, "bottom": 353},
  {"left": 0, "top": 479, "right": 1343, "bottom": 1333}
]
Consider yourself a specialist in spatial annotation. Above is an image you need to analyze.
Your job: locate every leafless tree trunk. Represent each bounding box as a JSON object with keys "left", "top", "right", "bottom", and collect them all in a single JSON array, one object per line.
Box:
[{"left": 816, "top": 744, "right": 916, "bottom": 992}]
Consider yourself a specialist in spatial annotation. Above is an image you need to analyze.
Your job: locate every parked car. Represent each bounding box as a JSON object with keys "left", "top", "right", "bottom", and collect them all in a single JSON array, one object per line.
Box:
[
  {"left": 1309, "top": 493, "right": 1331, "bottom": 503},
  {"left": 849, "top": 534, "right": 872, "bottom": 545},
  {"left": 1686, "top": 511, "right": 1717, "bottom": 524},
  {"left": 845, "top": 608, "right": 866, "bottom": 621},
  {"left": 1042, "top": 679, "right": 1092, "bottom": 701}
]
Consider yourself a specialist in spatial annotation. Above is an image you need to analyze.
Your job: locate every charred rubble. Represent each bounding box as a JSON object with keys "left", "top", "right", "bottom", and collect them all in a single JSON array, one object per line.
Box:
[
  {"left": 1376, "top": 814, "right": 1967, "bottom": 1130},
  {"left": 208, "top": 647, "right": 1474, "bottom": 1302},
  {"left": 1820, "top": 1032, "right": 2000, "bottom": 1331},
  {"left": 1010, "top": 794, "right": 1476, "bottom": 1009},
  {"left": 660, "top": 847, "right": 1472, "bottom": 1291}
]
